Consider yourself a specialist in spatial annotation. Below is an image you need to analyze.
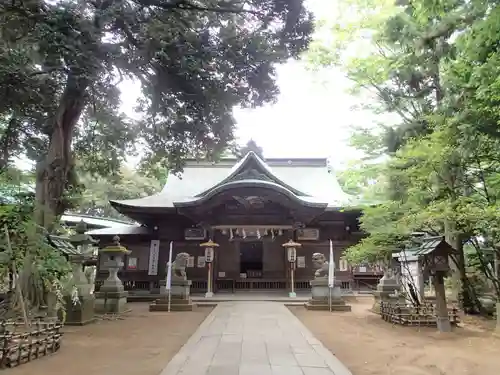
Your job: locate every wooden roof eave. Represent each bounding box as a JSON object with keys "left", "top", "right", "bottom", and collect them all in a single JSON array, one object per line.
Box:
[
  {"left": 109, "top": 200, "right": 189, "bottom": 225},
  {"left": 174, "top": 180, "right": 328, "bottom": 210},
  {"left": 109, "top": 200, "right": 177, "bottom": 212}
]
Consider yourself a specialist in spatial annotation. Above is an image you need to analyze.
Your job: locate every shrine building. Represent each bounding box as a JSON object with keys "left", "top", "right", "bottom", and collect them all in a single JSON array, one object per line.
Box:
[{"left": 88, "top": 151, "right": 382, "bottom": 294}]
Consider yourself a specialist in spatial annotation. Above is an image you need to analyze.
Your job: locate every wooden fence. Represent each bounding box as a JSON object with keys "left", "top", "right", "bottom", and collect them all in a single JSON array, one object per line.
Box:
[
  {"left": 380, "top": 301, "right": 460, "bottom": 327},
  {"left": 0, "top": 320, "right": 63, "bottom": 368}
]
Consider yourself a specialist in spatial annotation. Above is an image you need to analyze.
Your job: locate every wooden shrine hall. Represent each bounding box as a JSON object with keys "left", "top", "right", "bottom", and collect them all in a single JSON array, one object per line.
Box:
[{"left": 88, "top": 151, "right": 382, "bottom": 295}]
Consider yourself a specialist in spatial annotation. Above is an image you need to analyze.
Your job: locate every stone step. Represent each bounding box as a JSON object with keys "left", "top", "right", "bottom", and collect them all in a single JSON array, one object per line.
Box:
[
  {"left": 307, "top": 298, "right": 348, "bottom": 306},
  {"left": 149, "top": 303, "right": 193, "bottom": 312},
  {"left": 304, "top": 302, "right": 352, "bottom": 311},
  {"left": 154, "top": 298, "right": 192, "bottom": 305}
]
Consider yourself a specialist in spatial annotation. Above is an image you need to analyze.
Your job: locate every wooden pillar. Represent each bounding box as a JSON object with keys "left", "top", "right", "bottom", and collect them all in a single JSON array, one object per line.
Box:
[{"left": 432, "top": 272, "right": 452, "bottom": 332}]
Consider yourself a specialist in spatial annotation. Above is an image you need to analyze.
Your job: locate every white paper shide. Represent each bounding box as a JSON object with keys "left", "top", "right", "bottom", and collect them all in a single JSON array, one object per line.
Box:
[{"left": 328, "top": 240, "right": 335, "bottom": 288}]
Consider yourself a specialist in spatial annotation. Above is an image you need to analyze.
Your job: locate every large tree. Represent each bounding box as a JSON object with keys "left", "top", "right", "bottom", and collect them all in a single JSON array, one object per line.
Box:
[
  {"left": 0, "top": 0, "right": 313, "bottom": 228},
  {"left": 307, "top": 0, "right": 500, "bottom": 311}
]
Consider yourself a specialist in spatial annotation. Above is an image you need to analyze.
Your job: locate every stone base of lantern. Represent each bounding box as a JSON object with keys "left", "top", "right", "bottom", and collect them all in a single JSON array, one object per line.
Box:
[
  {"left": 305, "top": 278, "right": 351, "bottom": 312},
  {"left": 94, "top": 290, "right": 129, "bottom": 314},
  {"left": 372, "top": 277, "right": 401, "bottom": 314},
  {"left": 149, "top": 279, "right": 193, "bottom": 312},
  {"left": 63, "top": 295, "right": 96, "bottom": 325},
  {"left": 494, "top": 303, "right": 500, "bottom": 338},
  {"left": 149, "top": 297, "right": 194, "bottom": 312}
]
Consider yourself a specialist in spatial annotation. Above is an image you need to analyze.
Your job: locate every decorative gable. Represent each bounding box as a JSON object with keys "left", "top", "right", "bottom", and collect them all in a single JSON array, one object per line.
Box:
[
  {"left": 196, "top": 152, "right": 307, "bottom": 198},
  {"left": 232, "top": 168, "right": 273, "bottom": 182}
]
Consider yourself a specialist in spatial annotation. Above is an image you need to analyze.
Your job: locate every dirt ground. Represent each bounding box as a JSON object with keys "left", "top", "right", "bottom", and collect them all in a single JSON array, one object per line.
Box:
[
  {"left": 291, "top": 297, "right": 500, "bottom": 375},
  {"left": 9, "top": 303, "right": 212, "bottom": 375}
]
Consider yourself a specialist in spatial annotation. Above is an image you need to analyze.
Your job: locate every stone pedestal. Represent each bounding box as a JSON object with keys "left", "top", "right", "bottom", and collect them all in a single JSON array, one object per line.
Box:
[
  {"left": 150, "top": 279, "right": 193, "bottom": 312},
  {"left": 305, "top": 278, "right": 351, "bottom": 311},
  {"left": 95, "top": 259, "right": 129, "bottom": 314},
  {"left": 372, "top": 276, "right": 401, "bottom": 314},
  {"left": 64, "top": 295, "right": 96, "bottom": 325},
  {"left": 65, "top": 257, "right": 96, "bottom": 325},
  {"left": 495, "top": 303, "right": 500, "bottom": 337},
  {"left": 44, "top": 292, "right": 59, "bottom": 322}
]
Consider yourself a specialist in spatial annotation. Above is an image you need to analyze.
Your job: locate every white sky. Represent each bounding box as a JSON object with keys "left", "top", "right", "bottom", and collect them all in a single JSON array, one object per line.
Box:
[
  {"left": 232, "top": 61, "right": 368, "bottom": 166},
  {"left": 232, "top": 0, "right": 372, "bottom": 167}
]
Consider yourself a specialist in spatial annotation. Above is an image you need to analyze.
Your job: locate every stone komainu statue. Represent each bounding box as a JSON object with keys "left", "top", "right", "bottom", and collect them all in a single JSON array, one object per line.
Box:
[
  {"left": 172, "top": 252, "right": 190, "bottom": 280},
  {"left": 312, "top": 253, "right": 329, "bottom": 278}
]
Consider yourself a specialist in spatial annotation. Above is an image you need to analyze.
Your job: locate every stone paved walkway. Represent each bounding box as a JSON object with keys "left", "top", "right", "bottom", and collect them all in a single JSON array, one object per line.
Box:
[{"left": 160, "top": 302, "right": 352, "bottom": 375}]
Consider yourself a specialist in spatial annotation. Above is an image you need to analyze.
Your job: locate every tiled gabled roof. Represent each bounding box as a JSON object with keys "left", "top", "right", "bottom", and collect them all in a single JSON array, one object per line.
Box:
[{"left": 110, "top": 151, "right": 354, "bottom": 210}]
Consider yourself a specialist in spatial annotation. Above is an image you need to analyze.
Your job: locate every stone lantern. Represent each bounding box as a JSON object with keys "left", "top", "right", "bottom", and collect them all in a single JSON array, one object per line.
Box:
[
  {"left": 94, "top": 235, "right": 131, "bottom": 314},
  {"left": 372, "top": 255, "right": 401, "bottom": 314},
  {"left": 66, "top": 220, "right": 98, "bottom": 325},
  {"left": 422, "top": 250, "right": 450, "bottom": 274},
  {"left": 200, "top": 239, "right": 219, "bottom": 298},
  {"left": 414, "top": 236, "right": 453, "bottom": 332},
  {"left": 282, "top": 240, "right": 301, "bottom": 298}
]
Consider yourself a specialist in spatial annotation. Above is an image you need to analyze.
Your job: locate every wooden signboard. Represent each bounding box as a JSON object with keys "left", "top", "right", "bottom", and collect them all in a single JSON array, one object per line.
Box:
[
  {"left": 127, "top": 257, "right": 137, "bottom": 270},
  {"left": 148, "top": 240, "right": 160, "bottom": 275}
]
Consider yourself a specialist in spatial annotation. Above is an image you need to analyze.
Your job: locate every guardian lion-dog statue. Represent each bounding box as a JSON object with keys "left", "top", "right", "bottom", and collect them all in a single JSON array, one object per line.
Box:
[
  {"left": 172, "top": 252, "right": 190, "bottom": 280},
  {"left": 312, "top": 252, "right": 329, "bottom": 278}
]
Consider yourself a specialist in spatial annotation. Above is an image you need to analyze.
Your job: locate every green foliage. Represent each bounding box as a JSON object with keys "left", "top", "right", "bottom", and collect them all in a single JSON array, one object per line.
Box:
[
  {"left": 336, "top": 161, "right": 386, "bottom": 201},
  {"left": 345, "top": 202, "right": 410, "bottom": 264},
  {"left": 0, "top": 0, "right": 314, "bottom": 172},
  {"left": 0, "top": 167, "right": 34, "bottom": 203},
  {"left": 309, "top": 0, "right": 500, "bottom": 306},
  {"left": 74, "top": 166, "right": 162, "bottom": 220},
  {"left": 0, "top": 0, "right": 314, "bottom": 226},
  {"left": 0, "top": 183, "right": 72, "bottom": 318}
]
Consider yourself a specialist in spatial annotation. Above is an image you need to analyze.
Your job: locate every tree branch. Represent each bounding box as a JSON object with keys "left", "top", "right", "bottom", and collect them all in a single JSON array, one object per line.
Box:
[{"left": 134, "top": 0, "right": 264, "bottom": 17}]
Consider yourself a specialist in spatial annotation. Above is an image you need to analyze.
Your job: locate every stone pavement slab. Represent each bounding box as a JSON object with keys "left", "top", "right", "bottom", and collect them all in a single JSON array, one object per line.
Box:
[{"left": 160, "top": 301, "right": 352, "bottom": 375}]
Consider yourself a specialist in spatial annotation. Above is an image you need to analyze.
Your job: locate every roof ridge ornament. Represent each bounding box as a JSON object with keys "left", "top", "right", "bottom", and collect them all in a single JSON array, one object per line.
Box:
[{"left": 238, "top": 139, "right": 264, "bottom": 160}]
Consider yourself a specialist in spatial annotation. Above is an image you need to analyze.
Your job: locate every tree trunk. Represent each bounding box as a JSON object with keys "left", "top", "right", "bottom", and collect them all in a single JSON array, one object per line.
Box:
[
  {"left": 494, "top": 246, "right": 500, "bottom": 300},
  {"left": 0, "top": 118, "right": 20, "bottom": 171},
  {"left": 35, "top": 73, "right": 88, "bottom": 230},
  {"left": 445, "top": 220, "right": 481, "bottom": 313}
]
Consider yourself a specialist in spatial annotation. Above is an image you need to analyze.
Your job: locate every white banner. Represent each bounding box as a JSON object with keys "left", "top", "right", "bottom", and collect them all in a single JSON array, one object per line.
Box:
[
  {"left": 166, "top": 241, "right": 173, "bottom": 290},
  {"left": 148, "top": 240, "right": 160, "bottom": 276},
  {"left": 328, "top": 240, "right": 335, "bottom": 288}
]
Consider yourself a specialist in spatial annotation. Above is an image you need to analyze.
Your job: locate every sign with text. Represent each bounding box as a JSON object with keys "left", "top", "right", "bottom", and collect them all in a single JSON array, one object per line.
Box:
[
  {"left": 205, "top": 247, "right": 214, "bottom": 262},
  {"left": 297, "top": 256, "right": 306, "bottom": 268},
  {"left": 127, "top": 257, "right": 137, "bottom": 270},
  {"left": 339, "top": 259, "right": 349, "bottom": 271},
  {"left": 148, "top": 240, "right": 160, "bottom": 275},
  {"left": 297, "top": 228, "right": 320, "bottom": 240},
  {"left": 184, "top": 228, "right": 206, "bottom": 240},
  {"left": 197, "top": 256, "right": 206, "bottom": 268}
]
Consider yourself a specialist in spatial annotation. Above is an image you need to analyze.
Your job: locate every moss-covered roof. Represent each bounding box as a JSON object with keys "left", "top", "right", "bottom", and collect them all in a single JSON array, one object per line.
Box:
[
  {"left": 412, "top": 236, "right": 447, "bottom": 256},
  {"left": 47, "top": 235, "right": 81, "bottom": 255}
]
